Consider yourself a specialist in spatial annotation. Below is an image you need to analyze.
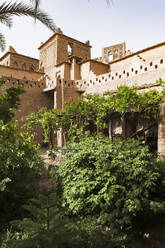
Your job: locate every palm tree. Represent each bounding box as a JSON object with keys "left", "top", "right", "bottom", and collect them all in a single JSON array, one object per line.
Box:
[{"left": 0, "top": 1, "right": 56, "bottom": 51}]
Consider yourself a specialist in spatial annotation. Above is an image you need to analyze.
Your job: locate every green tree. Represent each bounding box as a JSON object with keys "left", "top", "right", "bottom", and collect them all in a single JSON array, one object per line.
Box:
[
  {"left": 0, "top": 1, "right": 56, "bottom": 51},
  {"left": 2, "top": 192, "right": 120, "bottom": 248},
  {"left": 0, "top": 81, "right": 45, "bottom": 229}
]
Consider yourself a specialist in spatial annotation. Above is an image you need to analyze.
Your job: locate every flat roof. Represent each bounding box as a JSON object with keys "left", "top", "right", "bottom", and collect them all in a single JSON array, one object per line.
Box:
[{"left": 38, "top": 32, "right": 92, "bottom": 50}]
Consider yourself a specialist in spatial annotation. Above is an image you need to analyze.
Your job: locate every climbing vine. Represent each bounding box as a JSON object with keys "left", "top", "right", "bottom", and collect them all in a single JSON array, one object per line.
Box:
[{"left": 26, "top": 81, "right": 165, "bottom": 146}]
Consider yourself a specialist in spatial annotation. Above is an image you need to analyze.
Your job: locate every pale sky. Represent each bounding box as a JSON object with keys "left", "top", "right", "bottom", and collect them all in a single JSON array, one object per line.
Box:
[{"left": 1, "top": 0, "right": 165, "bottom": 59}]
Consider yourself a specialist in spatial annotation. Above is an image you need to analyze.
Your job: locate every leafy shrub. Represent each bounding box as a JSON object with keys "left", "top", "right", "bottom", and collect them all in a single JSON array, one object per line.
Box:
[{"left": 58, "top": 136, "right": 165, "bottom": 237}]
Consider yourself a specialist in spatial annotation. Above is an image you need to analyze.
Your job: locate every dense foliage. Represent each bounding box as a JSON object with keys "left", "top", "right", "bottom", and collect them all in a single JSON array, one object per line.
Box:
[
  {"left": 1, "top": 81, "right": 165, "bottom": 247},
  {"left": 58, "top": 136, "right": 165, "bottom": 242},
  {"left": 0, "top": 82, "right": 45, "bottom": 231}
]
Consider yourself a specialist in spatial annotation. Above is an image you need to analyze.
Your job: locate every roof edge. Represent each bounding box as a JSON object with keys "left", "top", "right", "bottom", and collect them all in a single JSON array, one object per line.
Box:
[
  {"left": 0, "top": 51, "right": 39, "bottom": 62},
  {"left": 38, "top": 32, "right": 92, "bottom": 50},
  {"left": 110, "top": 41, "right": 165, "bottom": 64}
]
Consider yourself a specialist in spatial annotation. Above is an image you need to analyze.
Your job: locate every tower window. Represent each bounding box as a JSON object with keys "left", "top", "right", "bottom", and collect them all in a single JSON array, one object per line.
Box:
[
  {"left": 68, "top": 43, "right": 73, "bottom": 56},
  {"left": 108, "top": 54, "right": 113, "bottom": 62}
]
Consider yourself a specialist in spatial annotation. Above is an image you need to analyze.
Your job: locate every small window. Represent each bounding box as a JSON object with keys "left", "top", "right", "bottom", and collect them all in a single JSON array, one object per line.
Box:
[
  {"left": 119, "top": 75, "right": 121, "bottom": 79},
  {"left": 160, "top": 59, "right": 163, "bottom": 64},
  {"left": 150, "top": 62, "right": 153, "bottom": 66},
  {"left": 131, "top": 68, "right": 134, "bottom": 72},
  {"left": 102, "top": 77, "right": 104, "bottom": 79},
  {"left": 112, "top": 77, "right": 114, "bottom": 80},
  {"left": 140, "top": 65, "right": 143, "bottom": 70},
  {"left": 123, "top": 70, "right": 125, "bottom": 74},
  {"left": 127, "top": 72, "right": 129, "bottom": 76},
  {"left": 115, "top": 72, "right": 118, "bottom": 76},
  {"left": 155, "top": 65, "right": 158, "bottom": 69},
  {"left": 109, "top": 74, "right": 111, "bottom": 78},
  {"left": 108, "top": 54, "right": 113, "bottom": 62},
  {"left": 67, "top": 43, "right": 73, "bottom": 56},
  {"left": 144, "top": 67, "right": 147, "bottom": 71},
  {"left": 135, "top": 70, "right": 138, "bottom": 74}
]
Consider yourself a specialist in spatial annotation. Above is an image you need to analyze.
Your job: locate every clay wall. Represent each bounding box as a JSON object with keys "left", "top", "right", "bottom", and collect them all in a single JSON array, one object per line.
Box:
[
  {"left": 110, "top": 44, "right": 165, "bottom": 72},
  {"left": 0, "top": 64, "right": 44, "bottom": 81},
  {"left": 56, "top": 34, "right": 91, "bottom": 65},
  {"left": 0, "top": 53, "right": 39, "bottom": 71},
  {"left": 78, "top": 47, "right": 165, "bottom": 95},
  {"left": 70, "top": 58, "right": 81, "bottom": 80},
  {"left": 55, "top": 78, "right": 83, "bottom": 110},
  {"left": 45, "top": 63, "right": 72, "bottom": 90},
  {"left": 80, "top": 60, "right": 109, "bottom": 80},
  {"left": 90, "top": 60, "right": 109, "bottom": 76},
  {"left": 1, "top": 76, "right": 54, "bottom": 143},
  {"left": 39, "top": 36, "right": 57, "bottom": 78},
  {"left": 0, "top": 54, "right": 10, "bottom": 67},
  {"left": 39, "top": 33, "right": 91, "bottom": 88},
  {"left": 80, "top": 61, "right": 90, "bottom": 79},
  {"left": 102, "top": 42, "right": 126, "bottom": 62},
  {"left": 10, "top": 53, "right": 39, "bottom": 71}
]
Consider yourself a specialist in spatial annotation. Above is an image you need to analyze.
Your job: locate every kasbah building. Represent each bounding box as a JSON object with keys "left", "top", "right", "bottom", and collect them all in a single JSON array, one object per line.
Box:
[{"left": 1, "top": 27, "right": 165, "bottom": 160}]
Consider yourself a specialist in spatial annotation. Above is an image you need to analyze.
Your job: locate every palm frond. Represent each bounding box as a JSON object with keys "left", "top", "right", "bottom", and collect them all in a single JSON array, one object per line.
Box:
[
  {"left": 30, "top": 0, "right": 41, "bottom": 17},
  {"left": 30, "top": 0, "right": 41, "bottom": 10},
  {"left": 0, "top": 32, "right": 6, "bottom": 52},
  {"left": 0, "top": 14, "right": 12, "bottom": 28},
  {"left": 0, "top": 1, "right": 56, "bottom": 32}
]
